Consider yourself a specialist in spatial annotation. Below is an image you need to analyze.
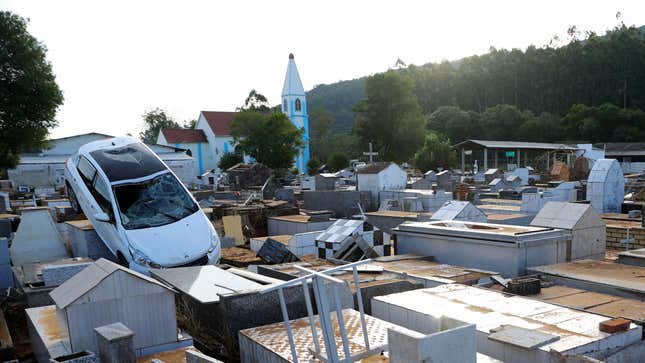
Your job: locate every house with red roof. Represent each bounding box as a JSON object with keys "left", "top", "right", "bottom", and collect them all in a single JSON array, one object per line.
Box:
[{"left": 157, "top": 111, "right": 239, "bottom": 179}]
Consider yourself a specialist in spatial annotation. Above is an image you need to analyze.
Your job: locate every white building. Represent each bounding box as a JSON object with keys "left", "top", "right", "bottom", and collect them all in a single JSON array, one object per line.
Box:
[
  {"left": 8, "top": 133, "right": 196, "bottom": 188},
  {"left": 356, "top": 162, "right": 407, "bottom": 208},
  {"left": 157, "top": 111, "right": 239, "bottom": 176}
]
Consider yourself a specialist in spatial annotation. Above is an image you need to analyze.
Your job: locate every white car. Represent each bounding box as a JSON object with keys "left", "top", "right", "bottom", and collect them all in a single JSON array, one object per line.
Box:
[{"left": 64, "top": 136, "right": 220, "bottom": 273}]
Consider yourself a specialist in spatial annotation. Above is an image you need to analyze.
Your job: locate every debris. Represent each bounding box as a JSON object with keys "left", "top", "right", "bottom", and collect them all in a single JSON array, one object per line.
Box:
[
  {"left": 257, "top": 238, "right": 300, "bottom": 264},
  {"left": 504, "top": 276, "right": 541, "bottom": 296},
  {"left": 223, "top": 215, "right": 245, "bottom": 246},
  {"left": 599, "top": 317, "right": 631, "bottom": 333}
]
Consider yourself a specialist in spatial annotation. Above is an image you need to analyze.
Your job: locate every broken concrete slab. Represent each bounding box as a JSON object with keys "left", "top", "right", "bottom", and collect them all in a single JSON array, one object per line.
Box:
[{"left": 151, "top": 265, "right": 262, "bottom": 304}]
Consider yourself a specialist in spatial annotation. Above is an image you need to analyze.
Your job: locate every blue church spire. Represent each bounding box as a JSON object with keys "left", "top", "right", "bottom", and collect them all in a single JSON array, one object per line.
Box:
[{"left": 281, "top": 53, "right": 309, "bottom": 173}]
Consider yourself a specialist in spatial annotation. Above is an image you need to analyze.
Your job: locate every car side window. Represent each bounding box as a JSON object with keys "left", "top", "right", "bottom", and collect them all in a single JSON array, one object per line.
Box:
[
  {"left": 93, "top": 176, "right": 114, "bottom": 219},
  {"left": 77, "top": 156, "right": 97, "bottom": 188}
]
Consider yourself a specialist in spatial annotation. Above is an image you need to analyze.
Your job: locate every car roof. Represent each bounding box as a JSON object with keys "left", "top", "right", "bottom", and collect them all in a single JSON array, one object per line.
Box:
[{"left": 80, "top": 137, "right": 168, "bottom": 182}]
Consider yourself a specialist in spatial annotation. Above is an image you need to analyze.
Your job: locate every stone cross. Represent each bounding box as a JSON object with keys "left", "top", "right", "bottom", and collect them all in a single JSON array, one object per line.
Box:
[{"left": 363, "top": 142, "right": 379, "bottom": 163}]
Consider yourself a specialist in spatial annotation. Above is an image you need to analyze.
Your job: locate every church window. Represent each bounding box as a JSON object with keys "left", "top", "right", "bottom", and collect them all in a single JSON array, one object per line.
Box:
[
  {"left": 283, "top": 98, "right": 288, "bottom": 112},
  {"left": 295, "top": 98, "right": 301, "bottom": 111}
]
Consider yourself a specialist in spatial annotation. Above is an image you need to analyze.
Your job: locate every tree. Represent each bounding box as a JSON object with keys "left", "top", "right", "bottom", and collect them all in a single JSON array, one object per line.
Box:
[
  {"left": 306, "top": 157, "right": 321, "bottom": 175},
  {"left": 240, "top": 89, "right": 271, "bottom": 112},
  {"left": 354, "top": 70, "right": 425, "bottom": 162},
  {"left": 231, "top": 110, "right": 303, "bottom": 171},
  {"left": 139, "top": 108, "right": 180, "bottom": 144},
  {"left": 413, "top": 131, "right": 458, "bottom": 172},
  {"left": 480, "top": 104, "right": 533, "bottom": 140},
  {"left": 327, "top": 152, "right": 349, "bottom": 172},
  {"left": 218, "top": 151, "right": 243, "bottom": 171},
  {"left": 0, "top": 12, "right": 63, "bottom": 169},
  {"left": 183, "top": 119, "right": 197, "bottom": 129}
]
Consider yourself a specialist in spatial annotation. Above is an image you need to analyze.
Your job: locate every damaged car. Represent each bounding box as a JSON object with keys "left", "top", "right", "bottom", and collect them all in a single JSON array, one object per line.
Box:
[{"left": 64, "top": 136, "right": 220, "bottom": 273}]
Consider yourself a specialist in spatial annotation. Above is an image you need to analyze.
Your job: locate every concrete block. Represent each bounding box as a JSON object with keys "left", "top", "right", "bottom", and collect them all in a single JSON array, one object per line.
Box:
[
  {"left": 186, "top": 349, "right": 222, "bottom": 363},
  {"left": 94, "top": 322, "right": 135, "bottom": 363},
  {"left": 388, "top": 323, "right": 477, "bottom": 363},
  {"left": 42, "top": 262, "right": 92, "bottom": 287}
]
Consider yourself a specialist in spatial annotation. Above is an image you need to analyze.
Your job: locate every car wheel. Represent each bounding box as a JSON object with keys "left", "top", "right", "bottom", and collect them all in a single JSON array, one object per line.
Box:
[
  {"left": 116, "top": 252, "right": 129, "bottom": 268},
  {"left": 66, "top": 183, "right": 82, "bottom": 214}
]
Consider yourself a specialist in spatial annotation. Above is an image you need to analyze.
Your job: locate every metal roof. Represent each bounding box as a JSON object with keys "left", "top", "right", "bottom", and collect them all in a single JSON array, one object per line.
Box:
[
  {"left": 453, "top": 139, "right": 579, "bottom": 151},
  {"left": 49, "top": 258, "right": 172, "bottom": 309}
]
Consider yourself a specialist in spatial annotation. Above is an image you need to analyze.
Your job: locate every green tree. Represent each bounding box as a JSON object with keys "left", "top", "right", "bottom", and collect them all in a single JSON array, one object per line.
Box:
[
  {"left": 480, "top": 104, "right": 533, "bottom": 140},
  {"left": 231, "top": 110, "right": 303, "bottom": 171},
  {"left": 327, "top": 152, "right": 349, "bottom": 172},
  {"left": 217, "top": 151, "right": 243, "bottom": 171},
  {"left": 0, "top": 12, "right": 63, "bottom": 169},
  {"left": 183, "top": 119, "right": 197, "bottom": 129},
  {"left": 240, "top": 89, "right": 271, "bottom": 112},
  {"left": 306, "top": 157, "right": 321, "bottom": 175},
  {"left": 139, "top": 108, "right": 180, "bottom": 144},
  {"left": 354, "top": 70, "right": 425, "bottom": 162},
  {"left": 413, "top": 132, "right": 458, "bottom": 172}
]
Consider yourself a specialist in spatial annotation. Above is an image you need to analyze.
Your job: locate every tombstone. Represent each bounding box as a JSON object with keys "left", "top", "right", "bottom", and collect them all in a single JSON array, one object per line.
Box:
[
  {"left": 506, "top": 175, "right": 522, "bottom": 189},
  {"left": 550, "top": 162, "right": 570, "bottom": 182},
  {"left": 275, "top": 188, "right": 295, "bottom": 202},
  {"left": 94, "top": 323, "right": 135, "bottom": 363},
  {"left": 488, "top": 178, "right": 506, "bottom": 192},
  {"left": 424, "top": 170, "right": 437, "bottom": 182},
  {"left": 586, "top": 159, "right": 625, "bottom": 213},
  {"left": 430, "top": 201, "right": 487, "bottom": 223},
  {"left": 484, "top": 169, "right": 501, "bottom": 183},
  {"left": 508, "top": 168, "right": 529, "bottom": 185},
  {"left": 436, "top": 170, "right": 453, "bottom": 191}
]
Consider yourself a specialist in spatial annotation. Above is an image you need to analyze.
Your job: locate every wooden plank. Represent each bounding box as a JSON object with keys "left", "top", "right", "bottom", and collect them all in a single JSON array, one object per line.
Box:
[{"left": 223, "top": 215, "right": 245, "bottom": 246}]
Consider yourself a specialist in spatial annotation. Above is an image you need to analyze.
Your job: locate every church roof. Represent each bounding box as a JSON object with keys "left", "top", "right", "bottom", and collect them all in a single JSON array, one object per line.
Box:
[
  {"left": 201, "top": 111, "right": 236, "bottom": 136},
  {"left": 161, "top": 128, "right": 207, "bottom": 143},
  {"left": 282, "top": 53, "right": 305, "bottom": 96}
]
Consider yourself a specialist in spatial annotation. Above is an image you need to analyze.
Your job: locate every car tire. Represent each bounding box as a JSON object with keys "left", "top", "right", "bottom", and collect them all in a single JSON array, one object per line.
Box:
[
  {"left": 66, "top": 183, "right": 82, "bottom": 214},
  {"left": 116, "top": 252, "right": 129, "bottom": 268}
]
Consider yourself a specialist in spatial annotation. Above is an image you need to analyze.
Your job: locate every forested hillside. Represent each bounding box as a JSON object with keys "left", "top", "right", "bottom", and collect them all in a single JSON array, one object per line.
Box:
[{"left": 306, "top": 24, "right": 645, "bottom": 141}]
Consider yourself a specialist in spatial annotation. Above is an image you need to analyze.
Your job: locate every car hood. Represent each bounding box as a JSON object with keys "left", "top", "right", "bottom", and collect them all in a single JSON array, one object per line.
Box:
[{"left": 124, "top": 211, "right": 211, "bottom": 266}]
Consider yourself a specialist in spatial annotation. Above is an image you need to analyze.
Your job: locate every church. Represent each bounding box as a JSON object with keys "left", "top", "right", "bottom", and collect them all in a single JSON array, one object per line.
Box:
[{"left": 157, "top": 53, "right": 310, "bottom": 177}]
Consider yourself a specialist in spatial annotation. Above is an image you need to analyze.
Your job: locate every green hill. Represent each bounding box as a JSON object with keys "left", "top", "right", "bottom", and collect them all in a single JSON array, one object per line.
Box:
[{"left": 305, "top": 24, "right": 645, "bottom": 136}]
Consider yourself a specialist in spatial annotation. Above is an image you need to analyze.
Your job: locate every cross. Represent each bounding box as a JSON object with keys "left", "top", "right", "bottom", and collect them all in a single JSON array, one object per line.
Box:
[{"left": 363, "top": 142, "right": 378, "bottom": 163}]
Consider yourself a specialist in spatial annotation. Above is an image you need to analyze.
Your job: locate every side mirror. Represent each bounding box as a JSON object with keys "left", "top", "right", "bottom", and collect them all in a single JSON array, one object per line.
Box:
[{"left": 94, "top": 212, "right": 110, "bottom": 223}]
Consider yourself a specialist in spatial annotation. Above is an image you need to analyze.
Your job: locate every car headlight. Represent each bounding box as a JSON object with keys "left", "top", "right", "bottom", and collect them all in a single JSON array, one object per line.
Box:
[
  {"left": 208, "top": 231, "right": 220, "bottom": 253},
  {"left": 128, "top": 245, "right": 161, "bottom": 269}
]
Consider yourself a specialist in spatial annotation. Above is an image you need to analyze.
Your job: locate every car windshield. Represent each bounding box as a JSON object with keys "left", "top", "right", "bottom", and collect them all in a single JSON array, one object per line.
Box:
[{"left": 114, "top": 172, "right": 199, "bottom": 230}]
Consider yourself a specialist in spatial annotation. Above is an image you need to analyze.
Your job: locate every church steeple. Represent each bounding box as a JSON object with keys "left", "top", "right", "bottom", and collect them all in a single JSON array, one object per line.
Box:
[
  {"left": 282, "top": 53, "right": 305, "bottom": 98},
  {"left": 281, "top": 53, "right": 309, "bottom": 173}
]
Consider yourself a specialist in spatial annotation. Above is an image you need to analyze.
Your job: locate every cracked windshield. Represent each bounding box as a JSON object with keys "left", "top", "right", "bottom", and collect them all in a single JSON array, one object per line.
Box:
[{"left": 114, "top": 172, "right": 198, "bottom": 229}]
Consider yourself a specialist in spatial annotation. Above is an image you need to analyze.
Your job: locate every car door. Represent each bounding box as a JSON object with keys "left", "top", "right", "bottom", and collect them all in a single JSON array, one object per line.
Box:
[
  {"left": 75, "top": 156, "right": 122, "bottom": 255},
  {"left": 90, "top": 175, "right": 123, "bottom": 255}
]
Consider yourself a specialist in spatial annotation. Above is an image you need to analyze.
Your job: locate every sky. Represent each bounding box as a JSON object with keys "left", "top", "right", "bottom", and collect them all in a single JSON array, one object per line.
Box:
[{"left": 2, "top": 0, "right": 645, "bottom": 139}]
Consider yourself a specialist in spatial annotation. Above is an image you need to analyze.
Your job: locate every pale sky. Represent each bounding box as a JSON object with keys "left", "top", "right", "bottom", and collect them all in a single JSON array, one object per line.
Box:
[{"left": 2, "top": 0, "right": 645, "bottom": 139}]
